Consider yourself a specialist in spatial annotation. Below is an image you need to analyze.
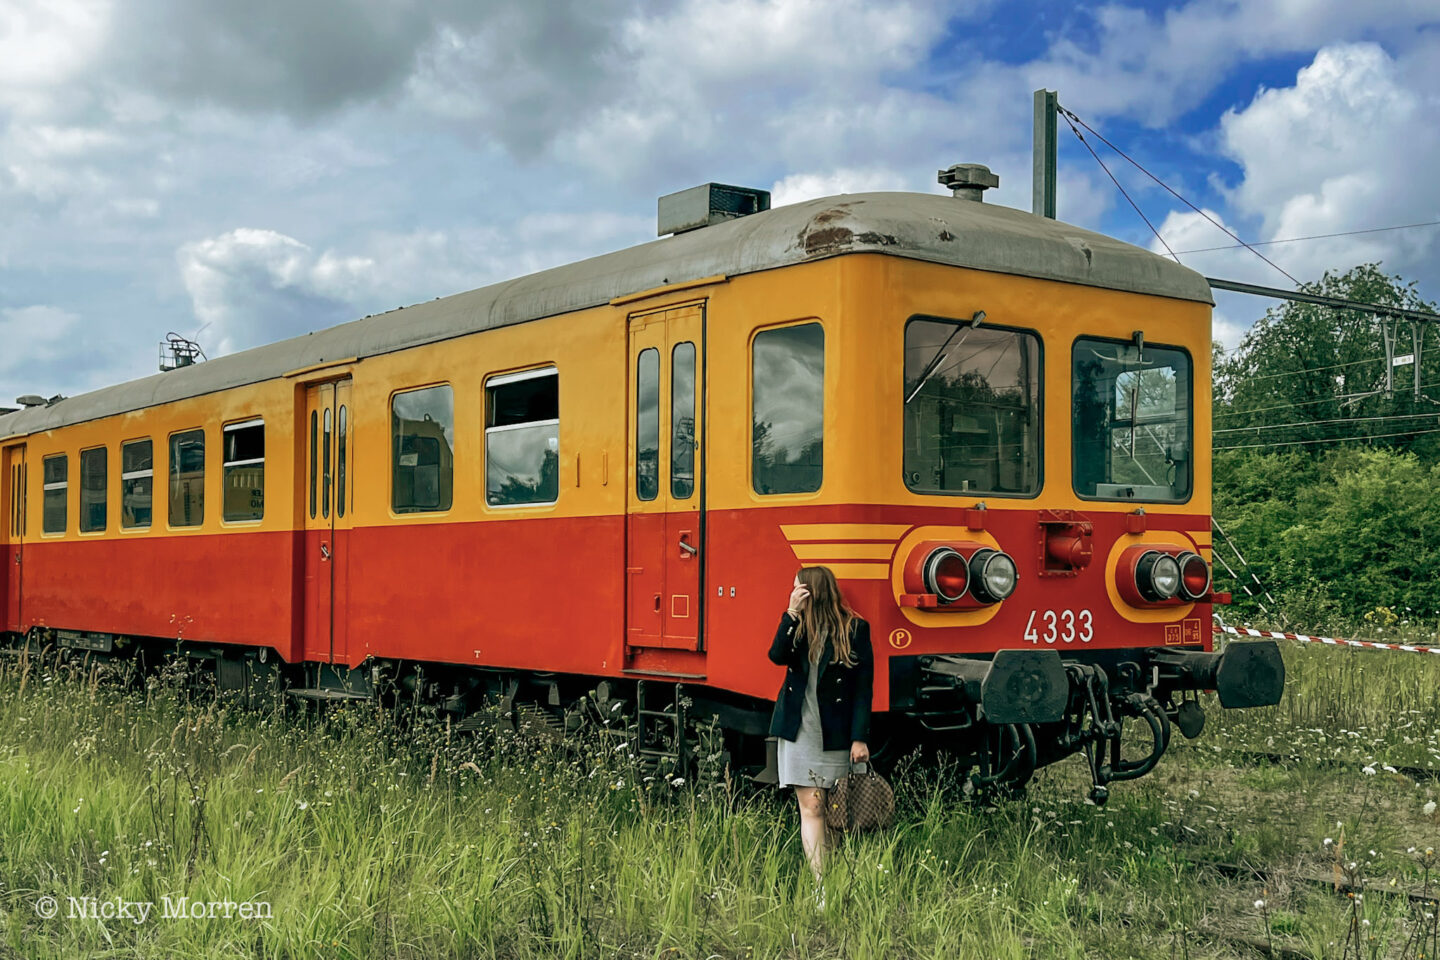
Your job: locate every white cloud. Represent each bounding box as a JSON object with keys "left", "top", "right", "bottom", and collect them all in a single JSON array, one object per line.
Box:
[
  {"left": 0, "top": 305, "right": 81, "bottom": 377},
  {"left": 1218, "top": 42, "right": 1440, "bottom": 285},
  {"left": 770, "top": 167, "right": 915, "bottom": 207},
  {"left": 0, "top": 0, "right": 109, "bottom": 115},
  {"left": 176, "top": 213, "right": 653, "bottom": 356},
  {"left": 1025, "top": 0, "right": 1440, "bottom": 127}
]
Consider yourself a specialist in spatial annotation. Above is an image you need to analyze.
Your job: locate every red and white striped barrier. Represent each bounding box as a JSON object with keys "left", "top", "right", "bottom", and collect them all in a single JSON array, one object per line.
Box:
[{"left": 1214, "top": 623, "right": 1440, "bottom": 656}]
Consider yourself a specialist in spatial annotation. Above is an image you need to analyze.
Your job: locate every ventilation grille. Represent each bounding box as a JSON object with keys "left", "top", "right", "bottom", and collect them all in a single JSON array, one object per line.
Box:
[{"left": 657, "top": 183, "right": 771, "bottom": 236}]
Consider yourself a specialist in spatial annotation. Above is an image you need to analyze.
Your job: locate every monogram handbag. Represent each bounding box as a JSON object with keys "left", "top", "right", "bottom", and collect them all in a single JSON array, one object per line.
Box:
[{"left": 824, "top": 762, "right": 895, "bottom": 832}]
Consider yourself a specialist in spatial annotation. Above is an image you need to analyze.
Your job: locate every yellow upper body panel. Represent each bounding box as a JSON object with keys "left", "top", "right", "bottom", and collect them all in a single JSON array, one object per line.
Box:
[{"left": 3, "top": 249, "right": 1210, "bottom": 540}]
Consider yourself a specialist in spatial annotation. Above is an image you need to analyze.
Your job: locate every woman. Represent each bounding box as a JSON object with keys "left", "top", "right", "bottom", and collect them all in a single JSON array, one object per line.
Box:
[{"left": 767, "top": 565, "right": 873, "bottom": 885}]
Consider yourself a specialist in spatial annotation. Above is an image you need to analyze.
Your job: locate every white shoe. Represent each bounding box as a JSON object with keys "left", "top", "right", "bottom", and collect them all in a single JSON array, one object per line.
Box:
[{"left": 813, "top": 887, "right": 826, "bottom": 912}]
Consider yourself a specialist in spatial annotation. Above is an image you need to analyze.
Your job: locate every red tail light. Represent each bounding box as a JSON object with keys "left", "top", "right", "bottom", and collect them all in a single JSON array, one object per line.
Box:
[
  {"left": 1177, "top": 552, "right": 1211, "bottom": 601},
  {"left": 923, "top": 547, "right": 970, "bottom": 603}
]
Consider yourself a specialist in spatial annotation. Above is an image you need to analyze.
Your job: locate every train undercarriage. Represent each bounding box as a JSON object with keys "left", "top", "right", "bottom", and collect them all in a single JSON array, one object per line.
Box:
[{"left": 1, "top": 627, "right": 1284, "bottom": 804}]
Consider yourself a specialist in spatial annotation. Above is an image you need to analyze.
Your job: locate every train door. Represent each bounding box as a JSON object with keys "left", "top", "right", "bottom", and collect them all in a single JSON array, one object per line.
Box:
[
  {"left": 2, "top": 444, "right": 24, "bottom": 632},
  {"left": 302, "top": 380, "right": 354, "bottom": 664},
  {"left": 626, "top": 303, "right": 705, "bottom": 651}
]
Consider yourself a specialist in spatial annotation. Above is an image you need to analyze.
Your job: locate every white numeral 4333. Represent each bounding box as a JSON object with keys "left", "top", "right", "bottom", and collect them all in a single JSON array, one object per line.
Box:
[{"left": 1024, "top": 609, "right": 1093, "bottom": 644}]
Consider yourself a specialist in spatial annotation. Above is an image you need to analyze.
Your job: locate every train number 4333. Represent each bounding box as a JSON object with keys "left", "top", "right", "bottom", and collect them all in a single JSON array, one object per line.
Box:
[{"left": 1024, "top": 609, "right": 1094, "bottom": 644}]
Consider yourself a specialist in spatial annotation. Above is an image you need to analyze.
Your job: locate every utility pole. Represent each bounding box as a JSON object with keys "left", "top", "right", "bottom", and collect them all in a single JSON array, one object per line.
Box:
[{"left": 1033, "top": 88, "right": 1058, "bottom": 219}]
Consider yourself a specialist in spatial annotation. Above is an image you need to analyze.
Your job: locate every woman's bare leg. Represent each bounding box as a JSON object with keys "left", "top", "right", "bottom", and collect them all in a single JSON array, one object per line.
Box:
[{"left": 794, "top": 786, "right": 827, "bottom": 880}]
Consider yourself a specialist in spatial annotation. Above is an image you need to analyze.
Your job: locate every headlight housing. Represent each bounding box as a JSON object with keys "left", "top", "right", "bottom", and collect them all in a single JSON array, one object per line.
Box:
[{"left": 969, "top": 548, "right": 1018, "bottom": 603}]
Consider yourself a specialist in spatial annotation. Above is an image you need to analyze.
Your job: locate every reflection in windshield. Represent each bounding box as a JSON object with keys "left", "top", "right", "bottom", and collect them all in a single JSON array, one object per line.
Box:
[
  {"left": 903, "top": 319, "right": 1040, "bottom": 496},
  {"left": 752, "top": 323, "right": 823, "bottom": 495},
  {"left": 1073, "top": 339, "right": 1191, "bottom": 501}
]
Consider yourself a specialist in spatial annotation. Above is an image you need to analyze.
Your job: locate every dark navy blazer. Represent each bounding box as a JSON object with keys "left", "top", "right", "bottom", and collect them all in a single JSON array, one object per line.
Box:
[{"left": 767, "top": 612, "right": 874, "bottom": 751}]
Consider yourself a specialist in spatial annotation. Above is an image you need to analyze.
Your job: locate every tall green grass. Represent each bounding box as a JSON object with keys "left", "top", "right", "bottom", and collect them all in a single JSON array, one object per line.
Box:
[{"left": 0, "top": 641, "right": 1436, "bottom": 959}]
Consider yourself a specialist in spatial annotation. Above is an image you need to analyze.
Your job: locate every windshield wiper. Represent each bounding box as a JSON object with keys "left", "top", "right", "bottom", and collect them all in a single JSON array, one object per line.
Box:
[{"left": 905, "top": 310, "right": 985, "bottom": 405}]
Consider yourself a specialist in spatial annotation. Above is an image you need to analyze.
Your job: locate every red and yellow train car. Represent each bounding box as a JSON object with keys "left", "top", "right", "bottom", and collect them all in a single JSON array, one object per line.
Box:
[{"left": 0, "top": 174, "right": 1281, "bottom": 799}]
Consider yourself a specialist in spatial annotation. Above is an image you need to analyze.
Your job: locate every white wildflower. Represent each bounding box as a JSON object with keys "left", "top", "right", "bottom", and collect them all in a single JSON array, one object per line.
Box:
[
  {"left": 1254, "top": 899, "right": 1266, "bottom": 909},
  {"left": 1424, "top": 800, "right": 1436, "bottom": 816}
]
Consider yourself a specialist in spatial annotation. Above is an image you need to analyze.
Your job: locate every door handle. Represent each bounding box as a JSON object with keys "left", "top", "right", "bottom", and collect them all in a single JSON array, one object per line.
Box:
[
  {"left": 678, "top": 531, "right": 698, "bottom": 557},
  {"left": 653, "top": 593, "right": 662, "bottom": 612},
  {"left": 320, "top": 542, "right": 331, "bottom": 561}
]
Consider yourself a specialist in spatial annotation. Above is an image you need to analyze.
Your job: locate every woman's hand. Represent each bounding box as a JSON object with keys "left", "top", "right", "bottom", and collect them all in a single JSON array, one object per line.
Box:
[
  {"left": 850, "top": 741, "right": 869, "bottom": 763},
  {"left": 786, "top": 584, "right": 810, "bottom": 617}
]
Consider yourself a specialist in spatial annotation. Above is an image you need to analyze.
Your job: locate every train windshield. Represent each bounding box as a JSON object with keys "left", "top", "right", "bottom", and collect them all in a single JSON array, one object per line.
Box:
[
  {"left": 1072, "top": 337, "right": 1192, "bottom": 502},
  {"left": 903, "top": 318, "right": 1041, "bottom": 497}
]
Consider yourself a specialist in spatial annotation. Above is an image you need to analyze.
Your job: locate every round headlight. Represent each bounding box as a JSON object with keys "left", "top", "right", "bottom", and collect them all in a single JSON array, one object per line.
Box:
[
  {"left": 1177, "top": 552, "right": 1211, "bottom": 600},
  {"left": 968, "top": 548, "right": 1018, "bottom": 604},
  {"left": 1136, "top": 551, "right": 1181, "bottom": 602},
  {"left": 922, "top": 547, "right": 970, "bottom": 604}
]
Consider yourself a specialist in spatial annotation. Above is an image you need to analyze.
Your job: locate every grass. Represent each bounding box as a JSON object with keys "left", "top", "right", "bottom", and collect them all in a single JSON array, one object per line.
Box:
[{"left": 0, "top": 639, "right": 1436, "bottom": 959}]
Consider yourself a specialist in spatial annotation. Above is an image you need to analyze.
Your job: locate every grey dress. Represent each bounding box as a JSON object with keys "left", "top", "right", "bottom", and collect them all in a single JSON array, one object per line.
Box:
[{"left": 777, "top": 649, "right": 852, "bottom": 789}]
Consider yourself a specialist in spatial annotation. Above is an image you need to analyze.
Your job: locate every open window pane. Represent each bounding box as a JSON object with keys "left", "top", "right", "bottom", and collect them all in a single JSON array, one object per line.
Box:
[
  {"left": 1073, "top": 338, "right": 1192, "bottom": 502},
  {"left": 79, "top": 447, "right": 106, "bottom": 532},
  {"left": 169, "top": 429, "right": 205, "bottom": 527},
  {"left": 42, "top": 454, "right": 67, "bottom": 534},
  {"left": 392, "top": 385, "right": 454, "bottom": 513},
  {"left": 752, "top": 323, "right": 823, "bottom": 494},
  {"left": 486, "top": 368, "right": 559, "bottom": 506},
  {"left": 671, "top": 342, "right": 695, "bottom": 499},
  {"left": 903, "top": 319, "right": 1041, "bottom": 496},
  {"left": 223, "top": 419, "right": 264, "bottom": 522},
  {"left": 322, "top": 408, "right": 332, "bottom": 519},
  {"left": 337, "top": 405, "right": 347, "bottom": 518},
  {"left": 121, "top": 439, "right": 153, "bottom": 529}
]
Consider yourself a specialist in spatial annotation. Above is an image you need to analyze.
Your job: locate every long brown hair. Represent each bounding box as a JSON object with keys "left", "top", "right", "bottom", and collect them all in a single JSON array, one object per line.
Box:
[{"left": 796, "top": 566, "right": 858, "bottom": 666}]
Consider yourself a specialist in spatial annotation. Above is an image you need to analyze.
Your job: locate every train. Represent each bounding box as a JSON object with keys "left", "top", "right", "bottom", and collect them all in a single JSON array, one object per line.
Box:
[{"left": 0, "top": 165, "right": 1283, "bottom": 802}]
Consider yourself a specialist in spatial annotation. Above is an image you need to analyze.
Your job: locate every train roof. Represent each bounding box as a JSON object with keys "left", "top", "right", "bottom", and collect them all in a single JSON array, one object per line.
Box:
[{"left": 1, "top": 191, "right": 1211, "bottom": 437}]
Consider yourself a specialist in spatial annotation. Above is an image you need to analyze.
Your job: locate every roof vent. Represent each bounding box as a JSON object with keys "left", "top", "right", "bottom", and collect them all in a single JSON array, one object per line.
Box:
[
  {"left": 938, "top": 163, "right": 999, "bottom": 202},
  {"left": 15, "top": 395, "right": 46, "bottom": 408},
  {"left": 658, "top": 182, "right": 770, "bottom": 236}
]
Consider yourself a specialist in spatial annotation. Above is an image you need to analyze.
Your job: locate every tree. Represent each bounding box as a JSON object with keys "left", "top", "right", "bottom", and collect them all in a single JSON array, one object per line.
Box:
[{"left": 1214, "top": 264, "right": 1440, "bottom": 462}]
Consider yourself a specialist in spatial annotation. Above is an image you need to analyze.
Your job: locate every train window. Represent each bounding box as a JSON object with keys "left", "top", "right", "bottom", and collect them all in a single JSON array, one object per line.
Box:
[
  {"left": 671, "top": 342, "right": 696, "bottom": 499},
  {"left": 485, "top": 367, "right": 559, "bottom": 506},
  {"left": 1073, "top": 337, "right": 1192, "bottom": 502},
  {"left": 752, "top": 323, "right": 824, "bottom": 495},
  {"left": 322, "top": 408, "right": 332, "bottom": 519},
  {"left": 636, "top": 350, "right": 660, "bottom": 501},
  {"left": 121, "top": 439, "right": 153, "bottom": 529},
  {"left": 42, "top": 454, "right": 67, "bottom": 534},
  {"left": 168, "top": 429, "right": 205, "bottom": 527},
  {"left": 7, "top": 461, "right": 22, "bottom": 537},
  {"left": 309, "top": 411, "right": 318, "bottom": 519},
  {"left": 337, "top": 405, "right": 347, "bottom": 518},
  {"left": 79, "top": 447, "right": 106, "bottom": 532},
  {"left": 392, "top": 385, "right": 454, "bottom": 513},
  {"left": 223, "top": 419, "right": 265, "bottom": 522},
  {"left": 903, "top": 319, "right": 1041, "bottom": 497}
]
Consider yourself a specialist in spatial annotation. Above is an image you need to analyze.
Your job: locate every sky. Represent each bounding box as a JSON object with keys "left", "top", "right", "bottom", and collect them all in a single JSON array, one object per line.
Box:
[{"left": 2, "top": 0, "right": 1438, "bottom": 407}]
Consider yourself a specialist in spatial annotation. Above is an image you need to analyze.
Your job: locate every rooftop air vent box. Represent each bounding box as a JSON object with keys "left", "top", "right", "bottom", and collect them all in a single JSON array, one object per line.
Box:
[{"left": 657, "top": 182, "right": 771, "bottom": 236}]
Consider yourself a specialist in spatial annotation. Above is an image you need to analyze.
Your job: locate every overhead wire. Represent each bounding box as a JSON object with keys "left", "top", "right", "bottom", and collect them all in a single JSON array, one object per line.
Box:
[
  {"left": 1215, "top": 424, "right": 1440, "bottom": 451},
  {"left": 1214, "top": 412, "right": 1440, "bottom": 435},
  {"left": 1174, "top": 219, "right": 1440, "bottom": 255},
  {"left": 1214, "top": 380, "right": 1440, "bottom": 420},
  {"left": 1221, "top": 355, "right": 1382, "bottom": 385},
  {"left": 1056, "top": 109, "right": 1179, "bottom": 261},
  {"left": 1057, "top": 104, "right": 1302, "bottom": 287}
]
